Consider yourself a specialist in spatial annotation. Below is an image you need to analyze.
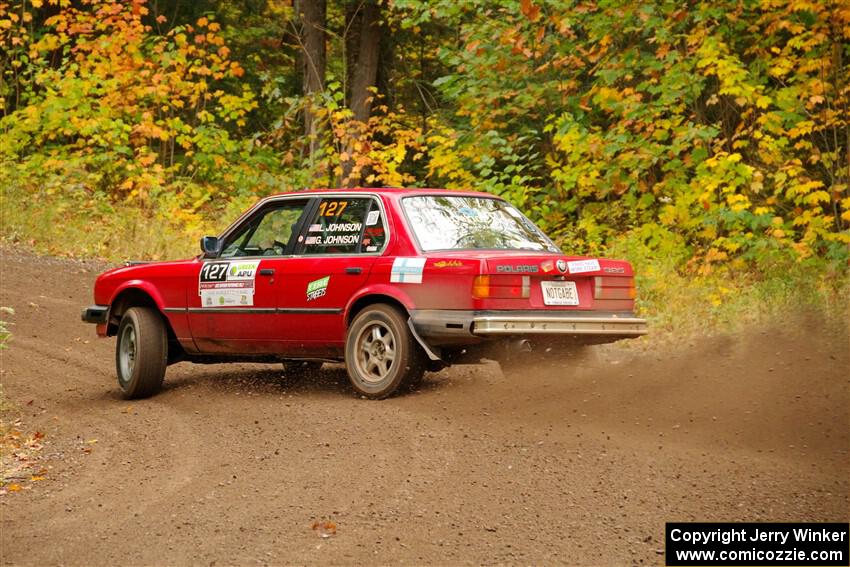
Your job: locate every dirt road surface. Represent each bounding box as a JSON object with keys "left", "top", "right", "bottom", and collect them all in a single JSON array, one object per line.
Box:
[{"left": 1, "top": 250, "right": 848, "bottom": 565}]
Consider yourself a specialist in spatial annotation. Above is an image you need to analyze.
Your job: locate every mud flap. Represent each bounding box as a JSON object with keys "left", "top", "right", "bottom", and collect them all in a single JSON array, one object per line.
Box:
[{"left": 407, "top": 318, "right": 443, "bottom": 362}]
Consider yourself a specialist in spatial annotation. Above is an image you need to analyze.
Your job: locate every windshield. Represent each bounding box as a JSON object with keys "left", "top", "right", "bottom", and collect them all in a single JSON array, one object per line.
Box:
[{"left": 402, "top": 196, "right": 560, "bottom": 252}]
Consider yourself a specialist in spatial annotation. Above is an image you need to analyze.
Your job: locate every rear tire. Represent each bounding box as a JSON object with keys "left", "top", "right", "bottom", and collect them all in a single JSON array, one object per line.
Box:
[
  {"left": 345, "top": 304, "right": 424, "bottom": 399},
  {"left": 115, "top": 307, "right": 167, "bottom": 399}
]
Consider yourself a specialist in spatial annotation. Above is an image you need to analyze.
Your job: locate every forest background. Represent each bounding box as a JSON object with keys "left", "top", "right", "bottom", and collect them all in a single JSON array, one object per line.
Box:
[{"left": 1, "top": 0, "right": 848, "bottom": 337}]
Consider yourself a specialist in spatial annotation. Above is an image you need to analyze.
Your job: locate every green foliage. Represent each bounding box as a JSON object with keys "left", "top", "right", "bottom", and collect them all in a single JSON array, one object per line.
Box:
[
  {"left": 1, "top": 0, "right": 279, "bottom": 236},
  {"left": 396, "top": 0, "right": 850, "bottom": 268},
  {"left": 609, "top": 228, "right": 848, "bottom": 342},
  {"left": 1, "top": 0, "right": 848, "bottom": 329}
]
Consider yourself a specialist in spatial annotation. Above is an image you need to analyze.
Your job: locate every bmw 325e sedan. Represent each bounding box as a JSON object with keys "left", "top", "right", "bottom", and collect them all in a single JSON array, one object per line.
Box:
[{"left": 82, "top": 188, "right": 647, "bottom": 399}]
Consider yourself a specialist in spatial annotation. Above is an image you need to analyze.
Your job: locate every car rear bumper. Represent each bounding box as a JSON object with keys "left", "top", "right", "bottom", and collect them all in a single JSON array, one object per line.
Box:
[
  {"left": 472, "top": 314, "right": 647, "bottom": 336},
  {"left": 411, "top": 309, "right": 647, "bottom": 345},
  {"left": 81, "top": 305, "right": 109, "bottom": 325}
]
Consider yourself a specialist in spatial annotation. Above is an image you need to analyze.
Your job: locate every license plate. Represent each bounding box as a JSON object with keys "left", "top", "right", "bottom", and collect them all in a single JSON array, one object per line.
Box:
[{"left": 541, "top": 281, "right": 579, "bottom": 306}]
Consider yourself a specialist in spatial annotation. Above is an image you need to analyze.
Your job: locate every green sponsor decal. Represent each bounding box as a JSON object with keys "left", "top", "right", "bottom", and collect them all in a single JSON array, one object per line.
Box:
[
  {"left": 229, "top": 262, "right": 258, "bottom": 277},
  {"left": 306, "top": 276, "right": 330, "bottom": 301}
]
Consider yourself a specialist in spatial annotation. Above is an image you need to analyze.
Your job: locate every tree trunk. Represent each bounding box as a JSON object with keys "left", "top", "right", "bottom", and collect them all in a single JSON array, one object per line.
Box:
[
  {"left": 349, "top": 1, "right": 382, "bottom": 124},
  {"left": 342, "top": 0, "right": 382, "bottom": 186},
  {"left": 298, "top": 0, "right": 326, "bottom": 157}
]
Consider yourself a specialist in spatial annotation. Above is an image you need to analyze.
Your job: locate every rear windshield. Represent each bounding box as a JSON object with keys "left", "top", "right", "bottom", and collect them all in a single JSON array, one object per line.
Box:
[{"left": 402, "top": 196, "right": 560, "bottom": 252}]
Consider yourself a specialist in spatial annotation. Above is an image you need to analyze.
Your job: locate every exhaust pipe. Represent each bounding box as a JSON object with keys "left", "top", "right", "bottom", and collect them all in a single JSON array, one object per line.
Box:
[{"left": 509, "top": 338, "right": 533, "bottom": 353}]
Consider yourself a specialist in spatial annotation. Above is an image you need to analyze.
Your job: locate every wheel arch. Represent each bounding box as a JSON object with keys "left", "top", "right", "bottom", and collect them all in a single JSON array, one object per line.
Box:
[
  {"left": 107, "top": 285, "right": 186, "bottom": 363},
  {"left": 344, "top": 289, "right": 443, "bottom": 363},
  {"left": 345, "top": 293, "right": 411, "bottom": 327},
  {"left": 108, "top": 288, "right": 153, "bottom": 332}
]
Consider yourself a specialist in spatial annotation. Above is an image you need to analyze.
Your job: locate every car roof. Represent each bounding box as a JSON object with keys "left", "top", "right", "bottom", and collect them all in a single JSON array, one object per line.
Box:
[{"left": 266, "top": 187, "right": 501, "bottom": 200}]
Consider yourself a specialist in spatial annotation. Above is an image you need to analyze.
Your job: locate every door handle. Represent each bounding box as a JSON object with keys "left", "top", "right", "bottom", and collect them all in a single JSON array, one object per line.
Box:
[
  {"left": 345, "top": 267, "right": 362, "bottom": 275},
  {"left": 259, "top": 268, "right": 275, "bottom": 276}
]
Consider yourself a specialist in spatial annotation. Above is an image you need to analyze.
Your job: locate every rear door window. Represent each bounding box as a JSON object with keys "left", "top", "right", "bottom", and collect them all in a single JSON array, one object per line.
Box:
[{"left": 297, "top": 197, "right": 386, "bottom": 255}]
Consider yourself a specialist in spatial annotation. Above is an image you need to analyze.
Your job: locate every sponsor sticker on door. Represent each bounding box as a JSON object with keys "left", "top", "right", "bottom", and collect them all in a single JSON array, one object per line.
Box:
[
  {"left": 306, "top": 276, "right": 330, "bottom": 301},
  {"left": 199, "top": 260, "right": 261, "bottom": 307}
]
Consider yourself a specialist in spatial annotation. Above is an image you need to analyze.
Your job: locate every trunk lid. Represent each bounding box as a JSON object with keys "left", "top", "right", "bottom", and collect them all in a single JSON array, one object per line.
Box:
[{"left": 474, "top": 252, "right": 635, "bottom": 312}]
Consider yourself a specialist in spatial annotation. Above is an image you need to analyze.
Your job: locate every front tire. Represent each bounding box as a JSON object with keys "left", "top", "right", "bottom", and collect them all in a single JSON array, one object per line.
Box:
[
  {"left": 115, "top": 307, "right": 167, "bottom": 399},
  {"left": 345, "top": 304, "right": 424, "bottom": 399}
]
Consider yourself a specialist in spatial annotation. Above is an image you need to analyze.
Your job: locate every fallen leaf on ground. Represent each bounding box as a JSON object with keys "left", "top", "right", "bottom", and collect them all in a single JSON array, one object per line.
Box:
[{"left": 311, "top": 520, "right": 337, "bottom": 538}]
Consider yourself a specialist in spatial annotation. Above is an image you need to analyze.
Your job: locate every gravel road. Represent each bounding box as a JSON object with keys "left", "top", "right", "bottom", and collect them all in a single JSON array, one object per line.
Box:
[{"left": 1, "top": 249, "right": 847, "bottom": 565}]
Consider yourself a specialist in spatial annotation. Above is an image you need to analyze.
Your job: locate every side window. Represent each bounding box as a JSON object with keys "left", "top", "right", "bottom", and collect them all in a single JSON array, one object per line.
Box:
[
  {"left": 220, "top": 199, "right": 310, "bottom": 258},
  {"left": 299, "top": 197, "right": 386, "bottom": 255},
  {"left": 361, "top": 200, "right": 386, "bottom": 252}
]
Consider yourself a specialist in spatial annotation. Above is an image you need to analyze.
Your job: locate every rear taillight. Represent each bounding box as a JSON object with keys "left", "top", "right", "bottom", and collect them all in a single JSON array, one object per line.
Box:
[
  {"left": 593, "top": 276, "right": 636, "bottom": 300},
  {"left": 472, "top": 275, "right": 530, "bottom": 299},
  {"left": 472, "top": 275, "right": 491, "bottom": 298}
]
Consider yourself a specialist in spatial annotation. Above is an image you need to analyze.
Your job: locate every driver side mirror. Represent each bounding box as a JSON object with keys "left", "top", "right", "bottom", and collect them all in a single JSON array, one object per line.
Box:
[{"left": 200, "top": 236, "right": 222, "bottom": 258}]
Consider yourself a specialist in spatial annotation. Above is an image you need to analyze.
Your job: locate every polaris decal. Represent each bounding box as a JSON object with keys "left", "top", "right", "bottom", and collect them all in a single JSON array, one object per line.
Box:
[{"left": 496, "top": 264, "right": 539, "bottom": 273}]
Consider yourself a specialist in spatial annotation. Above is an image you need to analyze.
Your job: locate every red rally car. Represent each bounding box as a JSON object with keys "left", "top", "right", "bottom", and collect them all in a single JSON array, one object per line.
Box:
[{"left": 82, "top": 188, "right": 647, "bottom": 399}]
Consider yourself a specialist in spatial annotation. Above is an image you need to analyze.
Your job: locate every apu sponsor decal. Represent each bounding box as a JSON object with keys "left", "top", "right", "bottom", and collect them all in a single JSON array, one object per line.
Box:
[
  {"left": 306, "top": 276, "right": 330, "bottom": 301},
  {"left": 390, "top": 257, "right": 426, "bottom": 284},
  {"left": 228, "top": 262, "right": 260, "bottom": 279},
  {"left": 496, "top": 264, "right": 539, "bottom": 273},
  {"left": 198, "top": 260, "right": 261, "bottom": 307},
  {"left": 433, "top": 260, "right": 463, "bottom": 268},
  {"left": 567, "top": 259, "right": 601, "bottom": 274},
  {"left": 603, "top": 266, "right": 625, "bottom": 274}
]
